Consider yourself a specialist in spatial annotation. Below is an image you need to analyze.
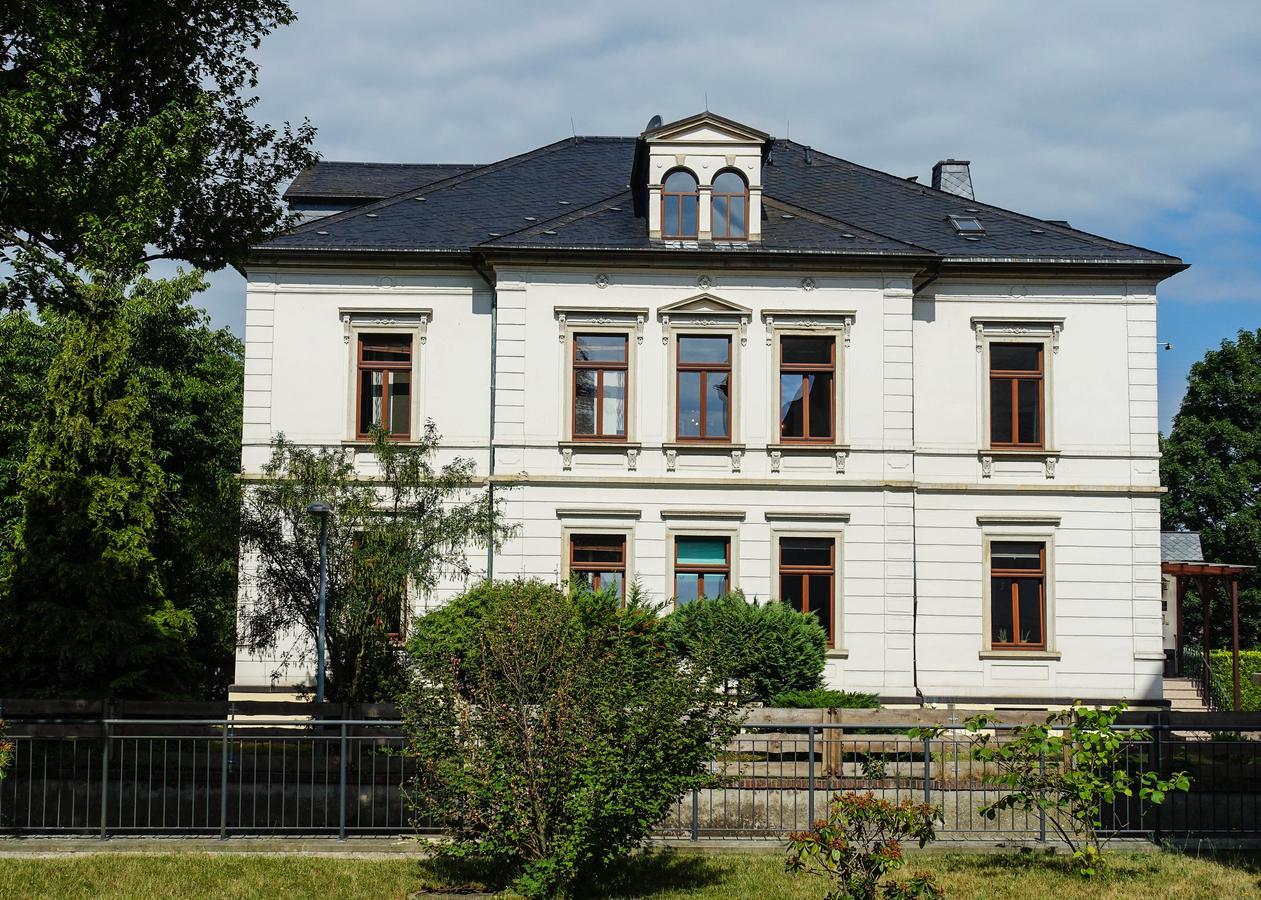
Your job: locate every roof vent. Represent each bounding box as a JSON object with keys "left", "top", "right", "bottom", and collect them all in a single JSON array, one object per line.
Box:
[
  {"left": 1045, "top": 219, "right": 1071, "bottom": 228},
  {"left": 932, "top": 159, "right": 974, "bottom": 199}
]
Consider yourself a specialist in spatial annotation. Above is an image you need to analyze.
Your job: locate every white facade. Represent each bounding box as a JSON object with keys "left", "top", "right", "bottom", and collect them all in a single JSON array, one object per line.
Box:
[{"left": 233, "top": 114, "right": 1174, "bottom": 705}]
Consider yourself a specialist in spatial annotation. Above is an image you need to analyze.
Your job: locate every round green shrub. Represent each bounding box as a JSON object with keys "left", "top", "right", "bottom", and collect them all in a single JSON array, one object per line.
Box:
[{"left": 770, "top": 688, "right": 879, "bottom": 709}]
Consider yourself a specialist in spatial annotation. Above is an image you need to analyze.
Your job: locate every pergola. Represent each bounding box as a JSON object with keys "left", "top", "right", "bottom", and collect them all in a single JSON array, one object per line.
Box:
[{"left": 1163, "top": 559, "right": 1254, "bottom": 712}]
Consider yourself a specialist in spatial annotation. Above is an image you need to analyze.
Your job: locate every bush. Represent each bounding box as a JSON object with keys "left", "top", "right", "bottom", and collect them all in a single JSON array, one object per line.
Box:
[
  {"left": 770, "top": 689, "right": 879, "bottom": 710},
  {"left": 0, "top": 720, "right": 11, "bottom": 781},
  {"left": 402, "top": 579, "right": 740, "bottom": 899},
  {"left": 663, "top": 591, "right": 826, "bottom": 703},
  {"left": 786, "top": 792, "right": 942, "bottom": 900},
  {"left": 1207, "top": 649, "right": 1261, "bottom": 711}
]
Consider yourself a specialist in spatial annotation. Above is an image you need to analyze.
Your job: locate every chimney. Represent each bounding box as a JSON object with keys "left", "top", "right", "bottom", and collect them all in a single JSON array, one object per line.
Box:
[{"left": 932, "top": 159, "right": 974, "bottom": 200}]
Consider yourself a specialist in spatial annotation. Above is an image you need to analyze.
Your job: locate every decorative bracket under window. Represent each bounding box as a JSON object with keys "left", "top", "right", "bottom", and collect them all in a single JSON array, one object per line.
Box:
[
  {"left": 560, "top": 447, "right": 574, "bottom": 471},
  {"left": 835, "top": 450, "right": 848, "bottom": 475},
  {"left": 980, "top": 455, "right": 993, "bottom": 478},
  {"left": 665, "top": 449, "right": 678, "bottom": 472},
  {"left": 1044, "top": 455, "right": 1057, "bottom": 479},
  {"left": 769, "top": 449, "right": 782, "bottom": 473},
  {"left": 627, "top": 447, "right": 640, "bottom": 471},
  {"left": 730, "top": 449, "right": 743, "bottom": 473}
]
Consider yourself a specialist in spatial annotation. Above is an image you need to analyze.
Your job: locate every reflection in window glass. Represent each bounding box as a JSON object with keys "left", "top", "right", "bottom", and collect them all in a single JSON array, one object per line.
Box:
[
  {"left": 572, "top": 333, "right": 628, "bottom": 439},
  {"left": 676, "top": 336, "right": 732, "bottom": 441}
]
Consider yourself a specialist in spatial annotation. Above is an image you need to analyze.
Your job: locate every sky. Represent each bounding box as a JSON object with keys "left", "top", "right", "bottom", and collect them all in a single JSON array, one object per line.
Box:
[{"left": 181, "top": 0, "right": 1261, "bottom": 432}]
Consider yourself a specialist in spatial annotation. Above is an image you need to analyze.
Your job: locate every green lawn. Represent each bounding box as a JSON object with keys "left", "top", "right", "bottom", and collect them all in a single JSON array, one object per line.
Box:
[{"left": 0, "top": 848, "right": 1258, "bottom": 899}]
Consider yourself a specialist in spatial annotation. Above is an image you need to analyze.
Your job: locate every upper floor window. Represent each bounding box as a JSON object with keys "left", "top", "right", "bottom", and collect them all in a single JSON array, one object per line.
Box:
[
  {"left": 570, "top": 533, "right": 627, "bottom": 600},
  {"left": 779, "top": 335, "right": 835, "bottom": 442},
  {"left": 989, "top": 343, "right": 1042, "bottom": 448},
  {"left": 677, "top": 335, "right": 731, "bottom": 441},
  {"left": 573, "top": 333, "right": 627, "bottom": 440},
  {"left": 357, "top": 334, "right": 412, "bottom": 439},
  {"left": 674, "top": 536, "right": 730, "bottom": 605},
  {"left": 779, "top": 536, "right": 836, "bottom": 646},
  {"left": 662, "top": 169, "right": 699, "bottom": 239},
  {"left": 711, "top": 170, "right": 748, "bottom": 240},
  {"left": 989, "top": 541, "right": 1046, "bottom": 650}
]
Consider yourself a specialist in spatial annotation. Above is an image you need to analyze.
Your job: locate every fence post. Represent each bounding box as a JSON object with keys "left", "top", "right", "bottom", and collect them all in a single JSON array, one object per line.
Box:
[
  {"left": 99, "top": 717, "right": 111, "bottom": 840},
  {"left": 690, "top": 788, "right": 699, "bottom": 842},
  {"left": 220, "top": 718, "right": 230, "bottom": 839},
  {"left": 922, "top": 735, "right": 932, "bottom": 806},
  {"left": 339, "top": 721, "right": 348, "bottom": 841},
  {"left": 1152, "top": 714, "right": 1164, "bottom": 845},
  {"left": 807, "top": 726, "right": 816, "bottom": 827},
  {"left": 1037, "top": 750, "right": 1047, "bottom": 843}
]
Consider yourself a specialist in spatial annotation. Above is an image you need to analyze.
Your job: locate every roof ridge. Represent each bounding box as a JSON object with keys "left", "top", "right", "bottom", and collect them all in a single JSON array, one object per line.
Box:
[
  {"left": 761, "top": 196, "right": 937, "bottom": 255},
  {"left": 304, "top": 160, "right": 478, "bottom": 169},
  {"left": 481, "top": 189, "right": 634, "bottom": 244},
  {"left": 777, "top": 139, "right": 1181, "bottom": 262},
  {"left": 279, "top": 137, "right": 597, "bottom": 238}
]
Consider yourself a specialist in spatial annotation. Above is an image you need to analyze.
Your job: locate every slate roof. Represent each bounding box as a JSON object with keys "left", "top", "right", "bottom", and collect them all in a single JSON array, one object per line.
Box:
[
  {"left": 259, "top": 131, "right": 1184, "bottom": 270},
  {"left": 1161, "top": 531, "right": 1205, "bottom": 563}
]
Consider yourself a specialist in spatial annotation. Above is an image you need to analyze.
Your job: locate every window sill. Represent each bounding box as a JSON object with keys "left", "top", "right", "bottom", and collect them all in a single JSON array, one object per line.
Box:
[
  {"left": 979, "top": 650, "right": 1062, "bottom": 661},
  {"left": 980, "top": 448, "right": 1059, "bottom": 458},
  {"left": 559, "top": 440, "right": 641, "bottom": 451},
  {"left": 663, "top": 441, "right": 745, "bottom": 451},
  {"left": 342, "top": 438, "right": 422, "bottom": 447},
  {"left": 768, "top": 442, "right": 850, "bottom": 453},
  {"left": 826, "top": 648, "right": 849, "bottom": 659}
]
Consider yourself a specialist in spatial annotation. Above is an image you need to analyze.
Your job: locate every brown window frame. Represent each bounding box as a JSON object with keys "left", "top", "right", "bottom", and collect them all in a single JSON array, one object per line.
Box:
[
  {"left": 675, "top": 335, "right": 733, "bottom": 443},
  {"left": 673, "top": 536, "right": 731, "bottom": 607},
  {"left": 779, "top": 335, "right": 836, "bottom": 443},
  {"left": 778, "top": 537, "right": 837, "bottom": 648},
  {"left": 661, "top": 169, "right": 700, "bottom": 239},
  {"left": 710, "top": 170, "right": 749, "bottom": 240},
  {"left": 569, "top": 533, "right": 627, "bottom": 601},
  {"left": 988, "top": 343, "right": 1044, "bottom": 449},
  {"left": 356, "top": 334, "right": 413, "bottom": 441},
  {"left": 571, "top": 333, "right": 629, "bottom": 441},
  {"left": 989, "top": 542, "right": 1047, "bottom": 651}
]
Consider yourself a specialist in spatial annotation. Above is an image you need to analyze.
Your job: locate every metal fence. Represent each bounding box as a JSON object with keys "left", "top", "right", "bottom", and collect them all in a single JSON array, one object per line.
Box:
[{"left": 3, "top": 709, "right": 1260, "bottom": 842}]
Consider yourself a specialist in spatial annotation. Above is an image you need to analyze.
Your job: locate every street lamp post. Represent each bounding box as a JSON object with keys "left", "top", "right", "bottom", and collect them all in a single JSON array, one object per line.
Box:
[{"left": 308, "top": 501, "right": 332, "bottom": 704}]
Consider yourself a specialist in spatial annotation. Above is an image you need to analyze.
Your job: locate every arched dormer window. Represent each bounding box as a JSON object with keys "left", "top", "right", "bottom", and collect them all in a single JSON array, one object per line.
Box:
[
  {"left": 662, "top": 169, "right": 699, "bottom": 239},
  {"left": 711, "top": 170, "right": 748, "bottom": 240}
]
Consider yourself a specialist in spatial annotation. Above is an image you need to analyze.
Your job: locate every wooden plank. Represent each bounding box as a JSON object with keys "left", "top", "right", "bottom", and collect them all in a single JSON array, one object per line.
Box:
[{"left": 742, "top": 707, "right": 826, "bottom": 725}]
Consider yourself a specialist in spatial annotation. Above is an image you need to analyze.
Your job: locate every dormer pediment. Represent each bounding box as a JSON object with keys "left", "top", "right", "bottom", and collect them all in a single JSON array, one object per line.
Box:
[
  {"left": 657, "top": 293, "right": 753, "bottom": 317},
  {"left": 643, "top": 112, "right": 770, "bottom": 146}
]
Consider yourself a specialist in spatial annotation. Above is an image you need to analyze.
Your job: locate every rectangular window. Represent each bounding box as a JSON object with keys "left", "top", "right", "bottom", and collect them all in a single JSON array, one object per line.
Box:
[
  {"left": 674, "top": 536, "right": 730, "bottom": 605},
  {"left": 779, "top": 335, "right": 835, "bottom": 442},
  {"left": 351, "top": 533, "right": 407, "bottom": 642},
  {"left": 572, "top": 334, "right": 628, "bottom": 439},
  {"left": 569, "top": 534, "right": 627, "bottom": 600},
  {"left": 357, "top": 334, "right": 413, "bottom": 439},
  {"left": 989, "top": 541, "right": 1046, "bottom": 649},
  {"left": 676, "top": 335, "right": 732, "bottom": 441},
  {"left": 779, "top": 537, "right": 836, "bottom": 646},
  {"left": 989, "top": 343, "right": 1043, "bottom": 448}
]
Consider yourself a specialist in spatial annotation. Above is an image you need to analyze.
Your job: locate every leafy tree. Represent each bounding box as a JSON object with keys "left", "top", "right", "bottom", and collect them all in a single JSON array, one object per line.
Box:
[
  {"left": 404, "top": 580, "right": 742, "bottom": 899},
  {"left": 0, "top": 311, "right": 56, "bottom": 537},
  {"left": 239, "top": 425, "right": 510, "bottom": 702},
  {"left": 663, "top": 591, "right": 827, "bottom": 703},
  {"left": 1162, "top": 328, "right": 1261, "bottom": 646},
  {"left": 0, "top": 0, "right": 316, "bottom": 314}
]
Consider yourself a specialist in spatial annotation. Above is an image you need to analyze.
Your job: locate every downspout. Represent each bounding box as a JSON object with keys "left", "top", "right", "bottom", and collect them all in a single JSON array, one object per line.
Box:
[
  {"left": 472, "top": 253, "right": 497, "bottom": 581},
  {"left": 910, "top": 269, "right": 937, "bottom": 708}
]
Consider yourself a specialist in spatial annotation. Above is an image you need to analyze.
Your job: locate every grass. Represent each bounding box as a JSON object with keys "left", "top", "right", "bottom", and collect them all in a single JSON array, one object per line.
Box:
[{"left": 0, "top": 848, "right": 1259, "bottom": 898}]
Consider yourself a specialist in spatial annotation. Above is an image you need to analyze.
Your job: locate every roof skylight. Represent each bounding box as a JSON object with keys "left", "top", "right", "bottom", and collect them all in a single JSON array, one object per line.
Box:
[{"left": 948, "top": 214, "right": 985, "bottom": 235}]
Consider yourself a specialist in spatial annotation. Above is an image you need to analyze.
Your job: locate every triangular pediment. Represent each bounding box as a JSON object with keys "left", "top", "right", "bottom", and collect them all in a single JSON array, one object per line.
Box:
[
  {"left": 644, "top": 111, "right": 769, "bottom": 145},
  {"left": 657, "top": 293, "right": 753, "bottom": 317}
]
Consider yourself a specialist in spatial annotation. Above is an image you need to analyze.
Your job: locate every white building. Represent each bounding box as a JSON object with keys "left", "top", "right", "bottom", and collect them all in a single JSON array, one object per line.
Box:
[{"left": 233, "top": 112, "right": 1186, "bottom": 705}]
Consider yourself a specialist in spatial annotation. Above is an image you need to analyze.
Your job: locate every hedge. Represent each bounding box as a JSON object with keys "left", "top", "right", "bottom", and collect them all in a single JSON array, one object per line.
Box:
[
  {"left": 1207, "top": 649, "right": 1261, "bottom": 711},
  {"left": 768, "top": 689, "right": 879, "bottom": 710}
]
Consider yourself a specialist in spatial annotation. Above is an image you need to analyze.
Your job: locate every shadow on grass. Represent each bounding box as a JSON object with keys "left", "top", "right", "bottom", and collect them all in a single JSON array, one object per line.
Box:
[
  {"left": 413, "top": 854, "right": 514, "bottom": 894},
  {"left": 933, "top": 850, "right": 1166, "bottom": 885},
  {"left": 579, "top": 851, "right": 730, "bottom": 899},
  {"left": 1165, "top": 847, "right": 1261, "bottom": 876}
]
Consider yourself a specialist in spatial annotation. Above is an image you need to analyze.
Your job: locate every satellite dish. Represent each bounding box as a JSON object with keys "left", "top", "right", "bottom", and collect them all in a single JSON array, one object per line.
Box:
[{"left": 645, "top": 114, "right": 663, "bottom": 132}]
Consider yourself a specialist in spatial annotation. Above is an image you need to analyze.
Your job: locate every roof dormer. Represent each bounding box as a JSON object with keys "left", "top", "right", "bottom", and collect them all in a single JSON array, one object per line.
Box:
[{"left": 637, "top": 112, "right": 769, "bottom": 243}]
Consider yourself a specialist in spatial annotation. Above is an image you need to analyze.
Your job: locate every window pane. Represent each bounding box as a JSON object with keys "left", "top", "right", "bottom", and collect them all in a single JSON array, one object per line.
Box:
[
  {"left": 573, "top": 535, "right": 625, "bottom": 564},
  {"left": 781, "top": 537, "right": 832, "bottom": 568},
  {"left": 676, "top": 537, "right": 728, "bottom": 566},
  {"left": 361, "top": 335, "right": 411, "bottom": 363},
  {"left": 389, "top": 371, "right": 410, "bottom": 436},
  {"left": 1017, "top": 379, "right": 1040, "bottom": 444},
  {"left": 678, "top": 371, "right": 702, "bottom": 436},
  {"left": 992, "top": 542, "right": 1043, "bottom": 570},
  {"left": 991, "top": 343, "right": 1040, "bottom": 372},
  {"left": 360, "top": 370, "right": 384, "bottom": 433},
  {"left": 600, "top": 571, "right": 624, "bottom": 598},
  {"left": 675, "top": 573, "right": 699, "bottom": 605},
  {"left": 991, "top": 577, "right": 1015, "bottom": 644},
  {"left": 780, "top": 374, "right": 805, "bottom": 437},
  {"left": 679, "top": 336, "right": 731, "bottom": 364},
  {"left": 664, "top": 195, "right": 680, "bottom": 235},
  {"left": 700, "top": 574, "right": 728, "bottom": 598},
  {"left": 808, "top": 576, "right": 832, "bottom": 640},
  {"left": 705, "top": 373, "right": 730, "bottom": 437},
  {"left": 665, "top": 170, "right": 698, "bottom": 192},
  {"left": 782, "top": 336, "right": 833, "bottom": 365},
  {"left": 681, "top": 196, "right": 698, "bottom": 236},
  {"left": 729, "top": 197, "right": 746, "bottom": 237},
  {"left": 575, "top": 333, "right": 627, "bottom": 363},
  {"left": 780, "top": 574, "right": 803, "bottom": 611},
  {"left": 575, "top": 370, "right": 597, "bottom": 435},
  {"left": 712, "top": 171, "right": 745, "bottom": 193},
  {"left": 990, "top": 379, "right": 1013, "bottom": 444},
  {"left": 1017, "top": 579, "right": 1044, "bottom": 645},
  {"left": 602, "top": 370, "right": 626, "bottom": 436},
  {"left": 712, "top": 195, "right": 728, "bottom": 235},
  {"left": 808, "top": 372, "right": 833, "bottom": 438}
]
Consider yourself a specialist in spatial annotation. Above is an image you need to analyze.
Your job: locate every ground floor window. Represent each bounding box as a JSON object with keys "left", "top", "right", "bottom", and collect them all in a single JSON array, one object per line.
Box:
[
  {"left": 989, "top": 541, "right": 1046, "bottom": 649},
  {"left": 674, "top": 536, "right": 730, "bottom": 605},
  {"left": 778, "top": 536, "right": 836, "bottom": 645},
  {"left": 569, "top": 533, "right": 627, "bottom": 600}
]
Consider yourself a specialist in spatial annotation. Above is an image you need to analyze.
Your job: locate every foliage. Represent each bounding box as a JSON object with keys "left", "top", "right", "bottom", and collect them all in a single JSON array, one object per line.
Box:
[
  {"left": 770, "top": 689, "right": 880, "bottom": 710},
  {"left": 785, "top": 792, "right": 941, "bottom": 900},
  {"left": 1161, "top": 328, "right": 1261, "bottom": 647},
  {"left": 239, "top": 424, "right": 510, "bottom": 702},
  {"left": 881, "top": 871, "right": 945, "bottom": 899},
  {"left": 1202, "top": 649, "right": 1261, "bottom": 712},
  {"left": 961, "top": 702, "right": 1191, "bottom": 876},
  {"left": 0, "top": 311, "right": 57, "bottom": 538},
  {"left": 0, "top": 0, "right": 316, "bottom": 314},
  {"left": 663, "top": 590, "right": 827, "bottom": 703},
  {"left": 0, "top": 288, "right": 200, "bottom": 697},
  {"left": 403, "top": 579, "right": 742, "bottom": 899},
  {"left": 0, "top": 719, "right": 11, "bottom": 781}
]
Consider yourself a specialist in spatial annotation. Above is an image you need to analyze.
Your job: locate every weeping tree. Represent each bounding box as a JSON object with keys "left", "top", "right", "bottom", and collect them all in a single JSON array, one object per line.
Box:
[{"left": 239, "top": 425, "right": 513, "bottom": 702}]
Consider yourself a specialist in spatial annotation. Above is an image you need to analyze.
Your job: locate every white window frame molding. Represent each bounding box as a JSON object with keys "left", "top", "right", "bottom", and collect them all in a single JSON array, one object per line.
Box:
[
  {"left": 555, "top": 306, "right": 646, "bottom": 448},
  {"left": 666, "top": 526, "right": 739, "bottom": 609},
  {"left": 763, "top": 310, "right": 856, "bottom": 452},
  {"left": 658, "top": 294, "right": 751, "bottom": 446},
  {"left": 972, "top": 316, "right": 1064, "bottom": 473},
  {"left": 979, "top": 520, "right": 1061, "bottom": 660},
  {"left": 772, "top": 526, "right": 847, "bottom": 657},
  {"left": 341, "top": 307, "right": 431, "bottom": 443}
]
